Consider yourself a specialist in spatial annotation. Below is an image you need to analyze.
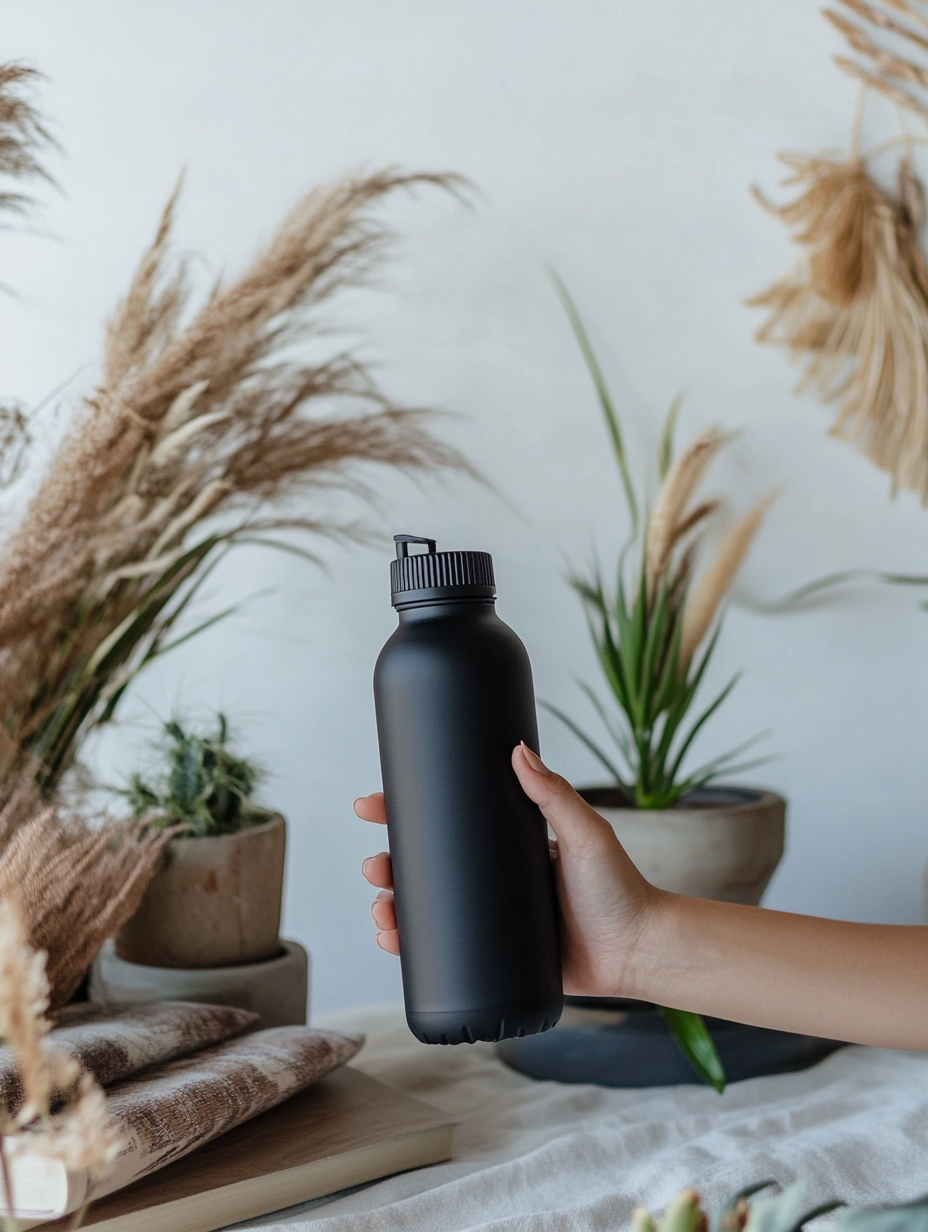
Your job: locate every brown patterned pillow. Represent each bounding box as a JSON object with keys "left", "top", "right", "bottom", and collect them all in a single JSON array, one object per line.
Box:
[{"left": 0, "top": 1001, "right": 258, "bottom": 1116}]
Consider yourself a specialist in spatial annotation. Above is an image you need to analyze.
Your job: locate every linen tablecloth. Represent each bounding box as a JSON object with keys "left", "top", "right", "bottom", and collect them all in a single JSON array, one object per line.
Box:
[{"left": 238, "top": 1002, "right": 928, "bottom": 1232}]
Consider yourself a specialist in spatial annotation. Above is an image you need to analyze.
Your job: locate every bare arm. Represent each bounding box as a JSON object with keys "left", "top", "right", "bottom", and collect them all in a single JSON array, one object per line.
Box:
[{"left": 355, "top": 743, "right": 928, "bottom": 1051}]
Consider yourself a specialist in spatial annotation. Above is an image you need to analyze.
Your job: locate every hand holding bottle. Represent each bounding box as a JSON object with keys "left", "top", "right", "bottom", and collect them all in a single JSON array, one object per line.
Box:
[
  {"left": 357, "top": 742, "right": 656, "bottom": 998},
  {"left": 359, "top": 743, "right": 928, "bottom": 1052}
]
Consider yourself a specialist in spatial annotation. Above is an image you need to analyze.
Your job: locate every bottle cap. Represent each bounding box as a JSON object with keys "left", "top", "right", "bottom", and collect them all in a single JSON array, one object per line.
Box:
[{"left": 390, "top": 534, "right": 496, "bottom": 607}]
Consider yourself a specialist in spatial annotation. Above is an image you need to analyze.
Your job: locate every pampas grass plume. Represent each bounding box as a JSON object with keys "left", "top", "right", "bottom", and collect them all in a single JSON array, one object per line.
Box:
[
  {"left": 680, "top": 492, "right": 780, "bottom": 666},
  {"left": 646, "top": 428, "right": 725, "bottom": 598}
]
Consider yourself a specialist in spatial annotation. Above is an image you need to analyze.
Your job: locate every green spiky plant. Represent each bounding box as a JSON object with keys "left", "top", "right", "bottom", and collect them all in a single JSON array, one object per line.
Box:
[
  {"left": 547, "top": 279, "right": 778, "bottom": 1093},
  {"left": 123, "top": 714, "right": 268, "bottom": 837},
  {"left": 547, "top": 277, "right": 774, "bottom": 810},
  {"left": 632, "top": 1181, "right": 928, "bottom": 1232}
]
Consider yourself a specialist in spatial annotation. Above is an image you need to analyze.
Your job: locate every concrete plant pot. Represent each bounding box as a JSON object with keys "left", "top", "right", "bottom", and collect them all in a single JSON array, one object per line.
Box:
[
  {"left": 580, "top": 784, "right": 786, "bottom": 905},
  {"left": 115, "top": 814, "right": 286, "bottom": 969},
  {"left": 91, "top": 938, "right": 309, "bottom": 1027}
]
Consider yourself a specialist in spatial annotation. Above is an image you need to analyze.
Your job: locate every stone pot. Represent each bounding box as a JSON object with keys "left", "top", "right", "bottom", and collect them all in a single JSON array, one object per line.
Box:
[
  {"left": 115, "top": 815, "right": 286, "bottom": 969},
  {"left": 579, "top": 785, "right": 786, "bottom": 905},
  {"left": 91, "top": 938, "right": 309, "bottom": 1027}
]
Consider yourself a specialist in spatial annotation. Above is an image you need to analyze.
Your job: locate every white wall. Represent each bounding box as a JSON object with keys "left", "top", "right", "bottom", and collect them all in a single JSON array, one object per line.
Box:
[{"left": 3, "top": 1, "right": 928, "bottom": 1014}]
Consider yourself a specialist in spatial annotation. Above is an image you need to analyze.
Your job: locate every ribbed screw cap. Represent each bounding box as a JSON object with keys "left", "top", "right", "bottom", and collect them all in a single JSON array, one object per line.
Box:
[{"left": 390, "top": 534, "right": 496, "bottom": 605}]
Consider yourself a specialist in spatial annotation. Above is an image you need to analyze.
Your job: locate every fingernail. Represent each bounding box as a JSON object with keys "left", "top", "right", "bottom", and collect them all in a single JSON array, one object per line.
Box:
[
  {"left": 362, "top": 857, "right": 372, "bottom": 874},
  {"left": 520, "top": 742, "right": 550, "bottom": 775}
]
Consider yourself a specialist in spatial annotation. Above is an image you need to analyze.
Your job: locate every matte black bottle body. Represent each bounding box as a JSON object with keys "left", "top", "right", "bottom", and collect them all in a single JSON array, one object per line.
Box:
[{"left": 374, "top": 551, "right": 562, "bottom": 1046}]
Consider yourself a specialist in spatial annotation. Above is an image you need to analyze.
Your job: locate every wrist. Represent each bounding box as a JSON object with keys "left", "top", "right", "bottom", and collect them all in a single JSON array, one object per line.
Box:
[{"left": 616, "top": 885, "right": 681, "bottom": 1002}]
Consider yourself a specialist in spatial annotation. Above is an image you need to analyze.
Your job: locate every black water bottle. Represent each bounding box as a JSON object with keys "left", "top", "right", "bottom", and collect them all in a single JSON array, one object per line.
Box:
[{"left": 373, "top": 534, "right": 562, "bottom": 1045}]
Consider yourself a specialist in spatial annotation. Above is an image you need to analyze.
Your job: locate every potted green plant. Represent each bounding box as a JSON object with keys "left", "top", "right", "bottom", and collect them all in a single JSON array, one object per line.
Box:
[
  {"left": 505, "top": 283, "right": 788, "bottom": 1092},
  {"left": 113, "top": 715, "right": 284, "bottom": 970},
  {"left": 91, "top": 713, "right": 306, "bottom": 1025}
]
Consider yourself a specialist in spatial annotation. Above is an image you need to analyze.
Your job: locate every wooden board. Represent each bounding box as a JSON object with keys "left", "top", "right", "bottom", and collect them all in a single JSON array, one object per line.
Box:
[{"left": 68, "top": 1068, "right": 455, "bottom": 1232}]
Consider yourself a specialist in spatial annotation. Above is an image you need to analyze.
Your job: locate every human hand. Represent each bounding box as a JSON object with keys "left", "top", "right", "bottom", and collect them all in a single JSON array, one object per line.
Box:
[
  {"left": 354, "top": 742, "right": 659, "bottom": 996},
  {"left": 353, "top": 792, "right": 399, "bottom": 955}
]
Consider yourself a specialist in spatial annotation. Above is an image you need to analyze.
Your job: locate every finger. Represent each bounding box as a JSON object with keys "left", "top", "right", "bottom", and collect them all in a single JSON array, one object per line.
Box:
[
  {"left": 354, "top": 793, "right": 387, "bottom": 824},
  {"left": 512, "top": 742, "right": 615, "bottom": 854},
  {"left": 371, "top": 890, "right": 397, "bottom": 931},
  {"left": 375, "top": 930, "right": 400, "bottom": 955},
  {"left": 362, "top": 852, "right": 393, "bottom": 890}
]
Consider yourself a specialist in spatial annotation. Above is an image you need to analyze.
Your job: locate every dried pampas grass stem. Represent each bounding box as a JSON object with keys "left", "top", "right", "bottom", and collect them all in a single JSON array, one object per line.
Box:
[
  {"left": 0, "top": 62, "right": 54, "bottom": 220},
  {"left": 680, "top": 493, "right": 780, "bottom": 666},
  {"left": 0, "top": 162, "right": 473, "bottom": 798},
  {"left": 0, "top": 790, "right": 172, "bottom": 1012},
  {"left": 0, "top": 897, "right": 120, "bottom": 1208},
  {"left": 646, "top": 427, "right": 725, "bottom": 599}
]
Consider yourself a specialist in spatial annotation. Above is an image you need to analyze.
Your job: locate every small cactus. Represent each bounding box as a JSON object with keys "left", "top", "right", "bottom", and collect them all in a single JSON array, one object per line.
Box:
[
  {"left": 122, "top": 713, "right": 267, "bottom": 837},
  {"left": 635, "top": 1184, "right": 928, "bottom": 1232}
]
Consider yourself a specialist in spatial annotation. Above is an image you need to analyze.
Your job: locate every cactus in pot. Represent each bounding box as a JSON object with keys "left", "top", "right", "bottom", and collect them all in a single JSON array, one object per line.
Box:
[{"left": 115, "top": 714, "right": 285, "bottom": 969}]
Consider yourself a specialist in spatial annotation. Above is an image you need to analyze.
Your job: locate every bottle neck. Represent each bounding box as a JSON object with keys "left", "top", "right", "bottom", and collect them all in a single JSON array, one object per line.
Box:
[{"left": 396, "top": 597, "right": 497, "bottom": 623}]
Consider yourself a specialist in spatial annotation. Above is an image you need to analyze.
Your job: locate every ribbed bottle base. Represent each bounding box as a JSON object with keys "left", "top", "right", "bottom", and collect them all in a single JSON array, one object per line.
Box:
[{"left": 407, "top": 1002, "right": 562, "bottom": 1045}]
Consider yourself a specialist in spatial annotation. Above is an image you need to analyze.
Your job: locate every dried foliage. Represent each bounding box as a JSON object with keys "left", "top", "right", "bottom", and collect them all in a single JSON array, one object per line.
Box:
[
  {"left": 825, "top": 0, "right": 928, "bottom": 120},
  {"left": 0, "top": 788, "right": 172, "bottom": 1012},
  {"left": 0, "top": 164, "right": 471, "bottom": 796},
  {"left": 680, "top": 491, "right": 780, "bottom": 665},
  {"left": 750, "top": 153, "right": 928, "bottom": 499},
  {"left": 751, "top": 3, "right": 928, "bottom": 499},
  {"left": 0, "top": 897, "right": 120, "bottom": 1224},
  {"left": 0, "top": 62, "right": 54, "bottom": 222}
]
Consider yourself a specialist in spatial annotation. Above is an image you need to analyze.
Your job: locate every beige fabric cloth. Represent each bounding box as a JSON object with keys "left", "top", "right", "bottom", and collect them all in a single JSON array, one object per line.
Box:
[
  {"left": 0, "top": 1001, "right": 258, "bottom": 1117},
  {"left": 235, "top": 1003, "right": 928, "bottom": 1232}
]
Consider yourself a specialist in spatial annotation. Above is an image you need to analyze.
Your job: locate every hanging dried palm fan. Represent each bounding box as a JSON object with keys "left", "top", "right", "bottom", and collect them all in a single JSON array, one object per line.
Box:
[
  {"left": 750, "top": 150, "right": 928, "bottom": 498},
  {"left": 750, "top": 0, "right": 928, "bottom": 500}
]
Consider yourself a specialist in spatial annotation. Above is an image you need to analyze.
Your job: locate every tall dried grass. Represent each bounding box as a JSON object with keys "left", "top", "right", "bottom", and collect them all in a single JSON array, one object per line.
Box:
[
  {"left": 0, "top": 58, "right": 471, "bottom": 1005},
  {"left": 0, "top": 787, "right": 172, "bottom": 1012},
  {"left": 0, "top": 896, "right": 120, "bottom": 1220},
  {"left": 0, "top": 164, "right": 472, "bottom": 795},
  {"left": 0, "top": 62, "right": 54, "bottom": 221},
  {"left": 645, "top": 428, "right": 725, "bottom": 601},
  {"left": 644, "top": 438, "right": 776, "bottom": 669},
  {"left": 679, "top": 492, "right": 780, "bottom": 666}
]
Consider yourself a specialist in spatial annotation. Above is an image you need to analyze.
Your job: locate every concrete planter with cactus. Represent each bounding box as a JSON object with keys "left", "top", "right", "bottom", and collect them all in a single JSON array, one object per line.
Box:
[
  {"left": 115, "top": 813, "right": 286, "bottom": 968},
  {"left": 92, "top": 715, "right": 307, "bottom": 1026}
]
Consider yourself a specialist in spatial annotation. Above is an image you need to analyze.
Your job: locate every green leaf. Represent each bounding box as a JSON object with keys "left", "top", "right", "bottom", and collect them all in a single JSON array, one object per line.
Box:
[
  {"left": 540, "top": 701, "right": 630, "bottom": 788},
  {"left": 658, "top": 390, "right": 685, "bottom": 481},
  {"left": 709, "top": 1183, "right": 776, "bottom": 1232},
  {"left": 665, "top": 673, "right": 742, "bottom": 785},
  {"left": 746, "top": 1185, "right": 842, "bottom": 1232},
  {"left": 550, "top": 270, "right": 639, "bottom": 533},
  {"left": 658, "top": 1007, "right": 726, "bottom": 1092},
  {"left": 231, "top": 535, "right": 325, "bottom": 568},
  {"left": 835, "top": 1202, "right": 928, "bottom": 1232}
]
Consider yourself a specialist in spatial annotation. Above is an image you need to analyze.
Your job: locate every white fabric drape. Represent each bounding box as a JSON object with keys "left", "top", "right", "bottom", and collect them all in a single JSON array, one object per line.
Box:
[{"left": 238, "top": 1003, "right": 928, "bottom": 1232}]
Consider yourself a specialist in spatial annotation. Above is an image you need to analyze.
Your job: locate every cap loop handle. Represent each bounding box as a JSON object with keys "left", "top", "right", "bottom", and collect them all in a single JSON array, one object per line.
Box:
[{"left": 394, "top": 534, "right": 437, "bottom": 560}]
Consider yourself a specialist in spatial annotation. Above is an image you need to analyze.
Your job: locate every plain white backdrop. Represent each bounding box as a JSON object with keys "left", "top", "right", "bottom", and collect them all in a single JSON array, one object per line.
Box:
[{"left": 2, "top": 1, "right": 928, "bottom": 1014}]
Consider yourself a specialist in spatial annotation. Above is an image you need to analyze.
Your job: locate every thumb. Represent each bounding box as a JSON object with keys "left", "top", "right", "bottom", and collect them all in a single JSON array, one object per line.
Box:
[{"left": 512, "top": 742, "right": 614, "bottom": 853}]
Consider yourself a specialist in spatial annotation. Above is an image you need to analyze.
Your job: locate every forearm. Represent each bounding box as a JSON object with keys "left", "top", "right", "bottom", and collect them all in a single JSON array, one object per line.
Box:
[{"left": 626, "top": 891, "right": 928, "bottom": 1051}]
